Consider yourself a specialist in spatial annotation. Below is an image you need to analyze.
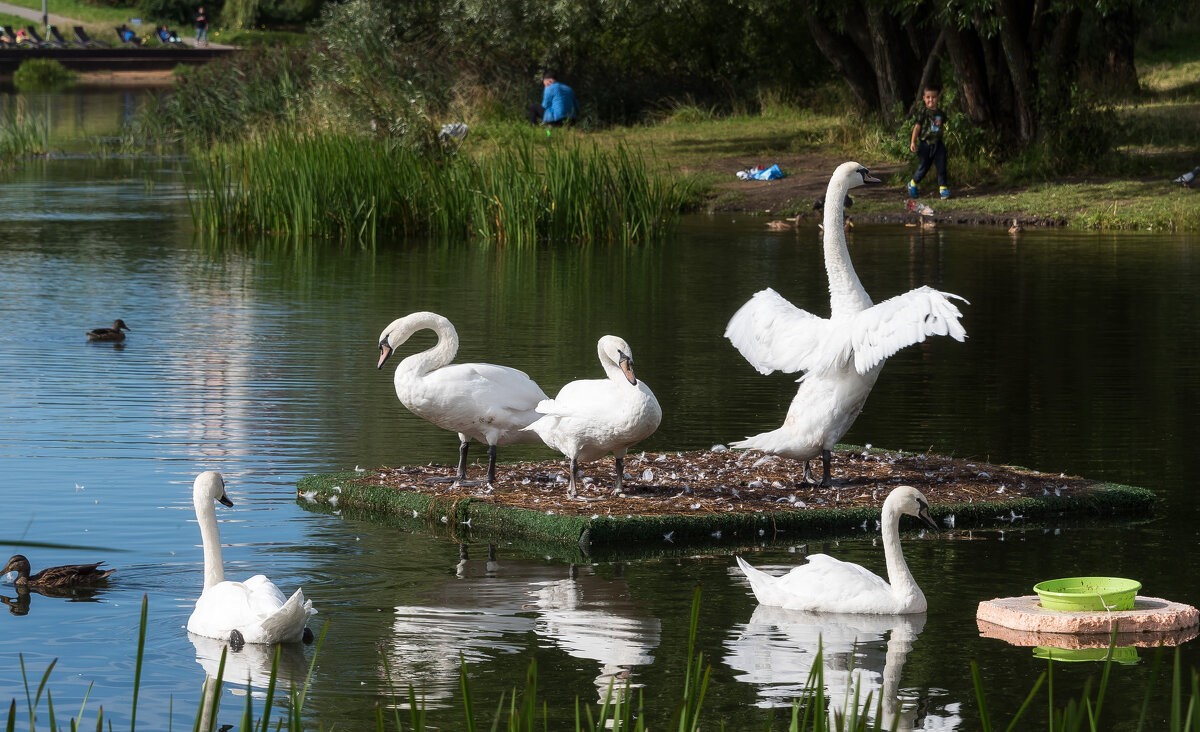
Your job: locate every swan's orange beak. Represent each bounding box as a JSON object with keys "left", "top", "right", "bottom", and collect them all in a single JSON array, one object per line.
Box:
[
  {"left": 377, "top": 342, "right": 394, "bottom": 370},
  {"left": 918, "top": 506, "right": 938, "bottom": 531},
  {"left": 619, "top": 354, "right": 638, "bottom": 386}
]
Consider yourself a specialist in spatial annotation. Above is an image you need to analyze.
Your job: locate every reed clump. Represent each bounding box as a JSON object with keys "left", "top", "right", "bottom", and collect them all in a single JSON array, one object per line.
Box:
[
  {"left": 0, "top": 107, "right": 45, "bottom": 164},
  {"left": 188, "top": 130, "right": 695, "bottom": 245}
]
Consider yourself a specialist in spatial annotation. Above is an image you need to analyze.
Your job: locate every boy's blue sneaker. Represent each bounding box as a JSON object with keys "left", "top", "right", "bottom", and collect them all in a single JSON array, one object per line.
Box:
[
  {"left": 907, "top": 179, "right": 919, "bottom": 198},
  {"left": 939, "top": 187, "right": 951, "bottom": 199}
]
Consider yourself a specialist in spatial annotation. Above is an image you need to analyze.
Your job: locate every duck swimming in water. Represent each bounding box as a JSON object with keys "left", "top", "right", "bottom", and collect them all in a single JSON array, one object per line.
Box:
[
  {"left": 86, "top": 319, "right": 130, "bottom": 341},
  {"left": 2, "top": 554, "right": 115, "bottom": 588}
]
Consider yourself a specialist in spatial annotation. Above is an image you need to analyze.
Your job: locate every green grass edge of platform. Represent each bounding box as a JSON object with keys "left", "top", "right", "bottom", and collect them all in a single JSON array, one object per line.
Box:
[{"left": 296, "top": 466, "right": 1155, "bottom": 550}]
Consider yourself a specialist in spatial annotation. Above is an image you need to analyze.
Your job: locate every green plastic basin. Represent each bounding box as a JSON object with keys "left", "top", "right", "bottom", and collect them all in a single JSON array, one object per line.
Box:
[
  {"left": 1032, "top": 646, "right": 1140, "bottom": 664},
  {"left": 1033, "top": 577, "right": 1141, "bottom": 611}
]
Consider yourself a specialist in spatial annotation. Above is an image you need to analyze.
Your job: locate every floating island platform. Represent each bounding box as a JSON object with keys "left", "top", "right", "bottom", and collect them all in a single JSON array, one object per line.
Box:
[{"left": 297, "top": 446, "right": 1154, "bottom": 552}]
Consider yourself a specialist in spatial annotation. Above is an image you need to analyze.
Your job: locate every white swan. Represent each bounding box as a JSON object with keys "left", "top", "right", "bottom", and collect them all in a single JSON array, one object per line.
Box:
[
  {"left": 528, "top": 336, "right": 662, "bottom": 498},
  {"left": 187, "top": 471, "right": 315, "bottom": 646},
  {"left": 377, "top": 312, "right": 549, "bottom": 485},
  {"left": 725, "top": 161, "right": 968, "bottom": 485},
  {"left": 735, "top": 486, "right": 938, "bottom": 614}
]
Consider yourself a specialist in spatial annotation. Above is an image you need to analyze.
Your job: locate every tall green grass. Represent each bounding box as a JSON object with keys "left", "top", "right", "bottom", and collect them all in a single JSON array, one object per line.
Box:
[
  {"left": 7, "top": 591, "right": 1200, "bottom": 731},
  {"left": 0, "top": 106, "right": 45, "bottom": 164},
  {"left": 187, "top": 131, "right": 695, "bottom": 245}
]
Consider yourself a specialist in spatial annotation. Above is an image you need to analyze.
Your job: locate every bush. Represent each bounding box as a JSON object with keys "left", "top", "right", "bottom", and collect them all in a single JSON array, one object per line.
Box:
[{"left": 13, "top": 59, "right": 76, "bottom": 91}]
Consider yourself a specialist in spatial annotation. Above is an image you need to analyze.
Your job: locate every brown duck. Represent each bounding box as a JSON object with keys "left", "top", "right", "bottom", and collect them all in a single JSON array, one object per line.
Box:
[
  {"left": 86, "top": 319, "right": 130, "bottom": 341},
  {"left": 3, "top": 554, "right": 115, "bottom": 588}
]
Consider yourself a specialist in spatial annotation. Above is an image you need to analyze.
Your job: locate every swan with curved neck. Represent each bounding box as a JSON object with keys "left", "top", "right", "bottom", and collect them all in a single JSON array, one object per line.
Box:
[
  {"left": 725, "top": 162, "right": 968, "bottom": 485},
  {"left": 528, "top": 335, "right": 662, "bottom": 498},
  {"left": 735, "top": 486, "right": 938, "bottom": 614},
  {"left": 187, "top": 471, "right": 315, "bottom": 646},
  {"left": 377, "top": 312, "right": 550, "bottom": 485}
]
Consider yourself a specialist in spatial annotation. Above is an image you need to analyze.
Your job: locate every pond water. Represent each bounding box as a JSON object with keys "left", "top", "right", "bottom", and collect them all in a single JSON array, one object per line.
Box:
[{"left": 2, "top": 91, "right": 1200, "bottom": 730}]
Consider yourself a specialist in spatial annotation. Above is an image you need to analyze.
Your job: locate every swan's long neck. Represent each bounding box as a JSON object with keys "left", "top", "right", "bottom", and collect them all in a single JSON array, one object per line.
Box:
[
  {"left": 823, "top": 180, "right": 873, "bottom": 318},
  {"left": 195, "top": 496, "right": 225, "bottom": 590},
  {"left": 397, "top": 313, "right": 458, "bottom": 378},
  {"left": 880, "top": 501, "right": 921, "bottom": 603}
]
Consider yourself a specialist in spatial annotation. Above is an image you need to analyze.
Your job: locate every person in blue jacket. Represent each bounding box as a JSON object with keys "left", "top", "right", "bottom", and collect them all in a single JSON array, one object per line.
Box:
[{"left": 527, "top": 73, "right": 578, "bottom": 127}]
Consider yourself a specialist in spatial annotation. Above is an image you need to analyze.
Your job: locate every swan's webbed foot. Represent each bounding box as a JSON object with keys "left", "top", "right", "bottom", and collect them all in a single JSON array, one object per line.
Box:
[
  {"left": 229, "top": 629, "right": 245, "bottom": 651},
  {"left": 486, "top": 444, "right": 498, "bottom": 486},
  {"left": 302, "top": 627, "right": 314, "bottom": 644},
  {"left": 424, "top": 440, "right": 474, "bottom": 483},
  {"left": 801, "top": 460, "right": 817, "bottom": 485},
  {"left": 819, "top": 449, "right": 832, "bottom": 487}
]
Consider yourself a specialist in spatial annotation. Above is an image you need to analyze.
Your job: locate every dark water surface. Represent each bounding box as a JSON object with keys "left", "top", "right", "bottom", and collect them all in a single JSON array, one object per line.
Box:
[{"left": 2, "top": 130, "right": 1200, "bottom": 729}]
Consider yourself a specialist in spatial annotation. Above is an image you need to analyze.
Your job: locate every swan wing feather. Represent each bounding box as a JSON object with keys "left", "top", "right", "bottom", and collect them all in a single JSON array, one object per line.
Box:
[
  {"left": 725, "top": 288, "right": 833, "bottom": 375},
  {"left": 831, "top": 287, "right": 968, "bottom": 375}
]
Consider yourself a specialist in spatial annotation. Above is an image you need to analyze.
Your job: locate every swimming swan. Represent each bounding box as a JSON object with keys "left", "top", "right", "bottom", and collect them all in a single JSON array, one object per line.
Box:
[
  {"left": 377, "top": 312, "right": 549, "bottom": 485},
  {"left": 528, "top": 335, "right": 662, "bottom": 498},
  {"left": 725, "top": 162, "right": 967, "bottom": 485},
  {"left": 735, "top": 486, "right": 938, "bottom": 614},
  {"left": 187, "top": 471, "right": 315, "bottom": 646}
]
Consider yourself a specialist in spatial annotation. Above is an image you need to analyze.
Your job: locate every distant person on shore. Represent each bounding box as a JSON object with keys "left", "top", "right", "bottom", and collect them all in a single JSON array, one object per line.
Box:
[
  {"left": 158, "top": 25, "right": 180, "bottom": 43},
  {"left": 907, "top": 84, "right": 950, "bottom": 200},
  {"left": 194, "top": 6, "right": 208, "bottom": 46},
  {"left": 15, "top": 27, "right": 28, "bottom": 43},
  {"left": 117, "top": 23, "right": 139, "bottom": 44},
  {"left": 526, "top": 73, "right": 578, "bottom": 127}
]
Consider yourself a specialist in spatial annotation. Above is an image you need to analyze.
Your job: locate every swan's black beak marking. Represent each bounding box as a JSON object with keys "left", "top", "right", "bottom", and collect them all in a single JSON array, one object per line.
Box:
[
  {"left": 619, "top": 351, "right": 638, "bottom": 386},
  {"left": 857, "top": 166, "right": 882, "bottom": 185},
  {"left": 377, "top": 342, "right": 394, "bottom": 370},
  {"left": 219, "top": 493, "right": 234, "bottom": 508},
  {"left": 917, "top": 499, "right": 938, "bottom": 531}
]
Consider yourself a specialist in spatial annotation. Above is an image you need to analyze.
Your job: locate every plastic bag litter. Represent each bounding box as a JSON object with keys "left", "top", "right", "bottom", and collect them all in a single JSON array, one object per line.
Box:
[{"left": 735, "top": 163, "right": 785, "bottom": 181}]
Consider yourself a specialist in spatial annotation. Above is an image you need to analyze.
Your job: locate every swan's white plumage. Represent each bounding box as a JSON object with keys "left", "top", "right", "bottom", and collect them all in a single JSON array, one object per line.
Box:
[
  {"left": 725, "top": 162, "right": 967, "bottom": 468},
  {"left": 187, "top": 471, "right": 314, "bottom": 644},
  {"left": 377, "top": 312, "right": 549, "bottom": 480},
  {"left": 528, "top": 335, "right": 661, "bottom": 494},
  {"left": 735, "top": 486, "right": 937, "bottom": 614}
]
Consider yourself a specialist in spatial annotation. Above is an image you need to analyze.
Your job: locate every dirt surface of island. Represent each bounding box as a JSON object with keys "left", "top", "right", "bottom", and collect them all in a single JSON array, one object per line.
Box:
[{"left": 349, "top": 448, "right": 1093, "bottom": 519}]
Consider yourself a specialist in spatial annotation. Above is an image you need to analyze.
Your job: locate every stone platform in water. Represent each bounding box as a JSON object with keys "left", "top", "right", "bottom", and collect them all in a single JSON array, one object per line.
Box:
[
  {"left": 296, "top": 447, "right": 1156, "bottom": 552},
  {"left": 977, "top": 595, "right": 1199, "bottom": 636}
]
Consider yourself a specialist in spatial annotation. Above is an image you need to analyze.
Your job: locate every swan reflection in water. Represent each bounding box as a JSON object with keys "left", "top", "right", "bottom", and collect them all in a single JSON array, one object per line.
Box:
[
  {"left": 385, "top": 546, "right": 661, "bottom": 707},
  {"left": 189, "top": 632, "right": 310, "bottom": 693},
  {"left": 724, "top": 604, "right": 960, "bottom": 730}
]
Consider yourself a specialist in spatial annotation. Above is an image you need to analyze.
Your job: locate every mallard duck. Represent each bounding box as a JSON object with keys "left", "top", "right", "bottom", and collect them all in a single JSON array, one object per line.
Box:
[
  {"left": 725, "top": 162, "right": 967, "bottom": 485},
  {"left": 2, "top": 554, "right": 114, "bottom": 588},
  {"left": 528, "top": 336, "right": 662, "bottom": 498},
  {"left": 376, "top": 312, "right": 550, "bottom": 485},
  {"left": 86, "top": 319, "right": 130, "bottom": 341},
  {"left": 765, "top": 215, "right": 801, "bottom": 231}
]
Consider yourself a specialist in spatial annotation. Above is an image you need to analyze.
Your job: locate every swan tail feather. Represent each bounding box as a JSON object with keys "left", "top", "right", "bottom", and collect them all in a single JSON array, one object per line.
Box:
[
  {"left": 735, "top": 556, "right": 783, "bottom": 606},
  {"left": 260, "top": 589, "right": 314, "bottom": 643}
]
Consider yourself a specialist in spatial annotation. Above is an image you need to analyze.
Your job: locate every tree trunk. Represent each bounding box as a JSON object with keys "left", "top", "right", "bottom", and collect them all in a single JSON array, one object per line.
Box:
[
  {"left": 995, "top": 0, "right": 1036, "bottom": 142},
  {"left": 865, "top": 5, "right": 916, "bottom": 116},
  {"left": 943, "top": 25, "right": 992, "bottom": 126},
  {"left": 805, "top": 10, "right": 880, "bottom": 112}
]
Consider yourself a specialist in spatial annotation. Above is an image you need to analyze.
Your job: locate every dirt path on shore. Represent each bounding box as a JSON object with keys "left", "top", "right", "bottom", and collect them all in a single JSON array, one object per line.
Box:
[{"left": 694, "top": 152, "right": 1067, "bottom": 228}]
